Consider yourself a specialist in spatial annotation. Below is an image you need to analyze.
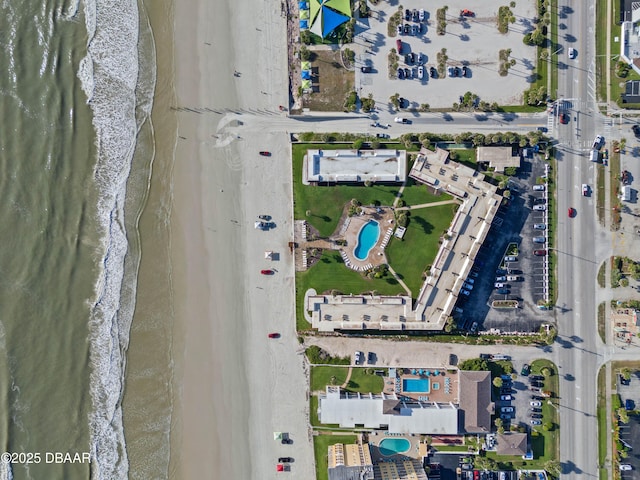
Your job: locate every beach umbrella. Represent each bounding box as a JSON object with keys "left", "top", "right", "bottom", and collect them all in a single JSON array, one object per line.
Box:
[
  {"left": 299, "top": 9, "right": 309, "bottom": 19},
  {"left": 302, "top": 79, "right": 312, "bottom": 90},
  {"left": 273, "top": 432, "right": 283, "bottom": 440},
  {"left": 301, "top": 61, "right": 311, "bottom": 70},
  {"left": 276, "top": 464, "right": 284, "bottom": 472},
  {"left": 300, "top": 19, "right": 308, "bottom": 29},
  {"left": 301, "top": 70, "right": 311, "bottom": 80},
  {"left": 299, "top": 0, "right": 309, "bottom": 8},
  {"left": 309, "top": 0, "right": 352, "bottom": 38}
]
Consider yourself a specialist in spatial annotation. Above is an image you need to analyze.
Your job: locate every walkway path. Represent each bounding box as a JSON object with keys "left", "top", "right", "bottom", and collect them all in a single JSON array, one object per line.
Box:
[
  {"left": 388, "top": 265, "right": 412, "bottom": 297},
  {"left": 606, "top": 0, "right": 612, "bottom": 110},
  {"left": 341, "top": 366, "right": 353, "bottom": 388},
  {"left": 393, "top": 183, "right": 406, "bottom": 208},
  {"left": 396, "top": 199, "right": 458, "bottom": 211}
]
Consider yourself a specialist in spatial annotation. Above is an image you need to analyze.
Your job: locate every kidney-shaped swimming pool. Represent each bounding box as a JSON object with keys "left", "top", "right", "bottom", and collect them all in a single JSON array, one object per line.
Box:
[
  {"left": 353, "top": 220, "right": 380, "bottom": 261},
  {"left": 378, "top": 438, "right": 411, "bottom": 456}
]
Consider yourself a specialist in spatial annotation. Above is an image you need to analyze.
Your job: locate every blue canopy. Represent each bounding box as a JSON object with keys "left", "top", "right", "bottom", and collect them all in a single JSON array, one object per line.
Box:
[
  {"left": 299, "top": 1, "right": 308, "bottom": 8},
  {"left": 300, "top": 19, "right": 308, "bottom": 29},
  {"left": 301, "top": 70, "right": 311, "bottom": 80}
]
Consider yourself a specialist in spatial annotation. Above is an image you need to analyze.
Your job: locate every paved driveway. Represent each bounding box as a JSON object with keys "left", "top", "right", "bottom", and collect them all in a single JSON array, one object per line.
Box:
[{"left": 354, "top": 0, "right": 538, "bottom": 109}]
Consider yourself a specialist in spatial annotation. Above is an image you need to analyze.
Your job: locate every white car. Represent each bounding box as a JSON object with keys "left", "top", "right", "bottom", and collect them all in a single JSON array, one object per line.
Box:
[
  {"left": 533, "top": 223, "right": 546, "bottom": 230},
  {"left": 419, "top": 8, "right": 426, "bottom": 21},
  {"left": 461, "top": 289, "right": 471, "bottom": 296},
  {"left": 533, "top": 205, "right": 546, "bottom": 211},
  {"left": 568, "top": 47, "right": 576, "bottom": 59},
  {"left": 495, "top": 276, "right": 506, "bottom": 282},
  {"left": 593, "top": 135, "right": 604, "bottom": 149},
  {"left": 494, "top": 283, "right": 505, "bottom": 288},
  {"left": 394, "top": 117, "right": 408, "bottom": 123},
  {"left": 532, "top": 184, "right": 545, "bottom": 191},
  {"left": 620, "top": 464, "right": 633, "bottom": 471},
  {"left": 501, "top": 406, "right": 514, "bottom": 413},
  {"left": 582, "top": 183, "right": 589, "bottom": 196},
  {"left": 417, "top": 66, "right": 424, "bottom": 79},
  {"left": 470, "top": 321, "right": 478, "bottom": 333},
  {"left": 354, "top": 351, "right": 363, "bottom": 364},
  {"left": 500, "top": 394, "right": 512, "bottom": 401},
  {"left": 530, "top": 401, "right": 542, "bottom": 407}
]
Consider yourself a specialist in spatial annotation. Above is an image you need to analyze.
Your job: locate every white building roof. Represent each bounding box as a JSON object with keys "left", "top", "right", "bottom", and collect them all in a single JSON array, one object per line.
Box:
[
  {"left": 305, "top": 149, "right": 407, "bottom": 183},
  {"left": 318, "top": 387, "right": 459, "bottom": 434}
]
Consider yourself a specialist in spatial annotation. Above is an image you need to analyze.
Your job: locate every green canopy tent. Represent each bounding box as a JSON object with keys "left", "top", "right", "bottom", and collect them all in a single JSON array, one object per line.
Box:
[
  {"left": 301, "top": 79, "right": 312, "bottom": 90},
  {"left": 299, "top": 9, "right": 309, "bottom": 19},
  {"left": 301, "top": 61, "right": 311, "bottom": 71}
]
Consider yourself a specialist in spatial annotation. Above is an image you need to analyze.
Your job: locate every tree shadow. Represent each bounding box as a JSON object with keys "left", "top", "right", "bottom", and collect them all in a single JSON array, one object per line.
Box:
[{"left": 413, "top": 216, "right": 435, "bottom": 234}]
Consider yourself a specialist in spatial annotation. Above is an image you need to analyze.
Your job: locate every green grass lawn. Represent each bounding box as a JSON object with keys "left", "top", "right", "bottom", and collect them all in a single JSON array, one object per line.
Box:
[
  {"left": 596, "top": 0, "right": 608, "bottom": 101},
  {"left": 346, "top": 368, "right": 385, "bottom": 393},
  {"left": 292, "top": 143, "right": 451, "bottom": 237},
  {"left": 310, "top": 366, "right": 386, "bottom": 393},
  {"left": 296, "top": 250, "right": 405, "bottom": 330},
  {"left": 311, "top": 366, "right": 349, "bottom": 391},
  {"left": 385, "top": 204, "right": 458, "bottom": 295},
  {"left": 314, "top": 434, "right": 357, "bottom": 480}
]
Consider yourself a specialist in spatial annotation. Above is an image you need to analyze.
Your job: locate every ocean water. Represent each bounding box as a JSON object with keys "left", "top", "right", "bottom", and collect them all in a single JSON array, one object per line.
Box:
[{"left": 0, "top": 0, "right": 157, "bottom": 478}]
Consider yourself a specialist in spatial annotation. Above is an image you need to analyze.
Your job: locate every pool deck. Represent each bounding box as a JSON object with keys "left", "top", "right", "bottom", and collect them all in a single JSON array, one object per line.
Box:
[{"left": 382, "top": 369, "right": 459, "bottom": 404}]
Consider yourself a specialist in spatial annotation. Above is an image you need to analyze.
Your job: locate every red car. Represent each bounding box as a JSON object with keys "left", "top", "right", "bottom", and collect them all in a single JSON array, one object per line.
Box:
[
  {"left": 396, "top": 39, "right": 403, "bottom": 54},
  {"left": 261, "top": 269, "right": 274, "bottom": 275},
  {"left": 559, "top": 113, "right": 569, "bottom": 124},
  {"left": 268, "top": 333, "right": 280, "bottom": 338},
  {"left": 568, "top": 207, "right": 576, "bottom": 217},
  {"left": 533, "top": 249, "right": 547, "bottom": 256},
  {"left": 259, "top": 151, "right": 271, "bottom": 156}
]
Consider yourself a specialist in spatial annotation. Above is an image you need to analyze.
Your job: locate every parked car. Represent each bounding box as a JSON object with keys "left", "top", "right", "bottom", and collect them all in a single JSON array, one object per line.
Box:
[
  {"left": 460, "top": 9, "right": 474, "bottom": 16},
  {"left": 419, "top": 8, "right": 426, "bottom": 21},
  {"left": 354, "top": 351, "right": 363, "bottom": 364},
  {"left": 532, "top": 184, "right": 545, "bottom": 191},
  {"left": 495, "top": 276, "right": 506, "bottom": 282},
  {"left": 430, "top": 66, "right": 437, "bottom": 78},
  {"left": 417, "top": 66, "right": 424, "bottom": 79},
  {"left": 396, "top": 39, "right": 403, "bottom": 54},
  {"left": 568, "top": 207, "right": 576, "bottom": 217},
  {"left": 405, "top": 8, "right": 411, "bottom": 20},
  {"left": 497, "top": 288, "right": 510, "bottom": 294},
  {"left": 367, "top": 352, "right": 375, "bottom": 363},
  {"left": 533, "top": 237, "right": 546, "bottom": 244},
  {"left": 531, "top": 395, "right": 543, "bottom": 401},
  {"left": 469, "top": 271, "right": 479, "bottom": 278},
  {"left": 259, "top": 151, "right": 271, "bottom": 156},
  {"left": 462, "top": 65, "right": 469, "bottom": 77},
  {"left": 582, "top": 184, "right": 589, "bottom": 196},
  {"left": 501, "top": 406, "right": 514, "bottom": 413},
  {"left": 633, "top": 124, "right": 640, "bottom": 139},
  {"left": 559, "top": 112, "right": 569, "bottom": 124},
  {"left": 533, "top": 204, "right": 546, "bottom": 211},
  {"left": 531, "top": 413, "right": 543, "bottom": 419},
  {"left": 533, "top": 249, "right": 547, "bottom": 256},
  {"left": 407, "top": 52, "right": 415, "bottom": 64},
  {"left": 521, "top": 364, "right": 530, "bottom": 376},
  {"left": 397, "top": 24, "right": 403, "bottom": 35},
  {"left": 361, "top": 66, "right": 371, "bottom": 73},
  {"left": 620, "top": 464, "right": 633, "bottom": 471},
  {"left": 530, "top": 401, "right": 542, "bottom": 407},
  {"left": 447, "top": 66, "right": 455, "bottom": 77},
  {"left": 531, "top": 419, "right": 542, "bottom": 425},
  {"left": 454, "top": 67, "right": 461, "bottom": 77},
  {"left": 500, "top": 414, "right": 511, "bottom": 420},
  {"left": 470, "top": 321, "right": 478, "bottom": 333},
  {"left": 626, "top": 399, "right": 634, "bottom": 410},
  {"left": 403, "top": 24, "right": 411, "bottom": 34},
  {"left": 504, "top": 256, "right": 517, "bottom": 262},
  {"left": 268, "top": 332, "right": 280, "bottom": 338},
  {"left": 461, "top": 289, "right": 471, "bottom": 296},
  {"left": 463, "top": 282, "right": 474, "bottom": 290},
  {"left": 397, "top": 68, "right": 404, "bottom": 79},
  {"left": 500, "top": 395, "right": 512, "bottom": 401},
  {"left": 464, "top": 278, "right": 475, "bottom": 284},
  {"left": 494, "top": 282, "right": 505, "bottom": 288},
  {"left": 412, "top": 9, "right": 419, "bottom": 21},
  {"left": 261, "top": 269, "right": 274, "bottom": 275},
  {"left": 394, "top": 117, "right": 409, "bottom": 124},
  {"left": 412, "top": 24, "right": 420, "bottom": 35},
  {"left": 278, "top": 457, "right": 293, "bottom": 463},
  {"left": 530, "top": 375, "right": 544, "bottom": 381},
  {"left": 533, "top": 223, "right": 546, "bottom": 230},
  {"left": 258, "top": 214, "right": 271, "bottom": 220},
  {"left": 568, "top": 47, "right": 576, "bottom": 58}
]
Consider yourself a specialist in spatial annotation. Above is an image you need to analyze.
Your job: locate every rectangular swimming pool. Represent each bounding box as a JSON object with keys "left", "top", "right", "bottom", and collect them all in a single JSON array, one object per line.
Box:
[{"left": 402, "top": 378, "right": 430, "bottom": 393}]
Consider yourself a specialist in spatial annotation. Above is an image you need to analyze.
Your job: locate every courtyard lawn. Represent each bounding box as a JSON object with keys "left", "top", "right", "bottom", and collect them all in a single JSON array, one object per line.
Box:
[
  {"left": 385, "top": 204, "right": 458, "bottom": 296},
  {"left": 292, "top": 143, "right": 451, "bottom": 237},
  {"left": 345, "top": 367, "right": 384, "bottom": 393},
  {"left": 296, "top": 250, "right": 405, "bottom": 330},
  {"left": 311, "top": 366, "right": 349, "bottom": 392},
  {"left": 314, "top": 434, "right": 357, "bottom": 480}
]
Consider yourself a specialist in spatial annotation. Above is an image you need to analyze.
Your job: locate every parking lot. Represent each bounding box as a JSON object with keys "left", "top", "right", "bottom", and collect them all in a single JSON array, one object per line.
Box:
[
  {"left": 453, "top": 153, "right": 553, "bottom": 333},
  {"left": 354, "top": 0, "right": 538, "bottom": 109},
  {"left": 494, "top": 368, "right": 550, "bottom": 433},
  {"left": 617, "top": 371, "right": 640, "bottom": 478}
]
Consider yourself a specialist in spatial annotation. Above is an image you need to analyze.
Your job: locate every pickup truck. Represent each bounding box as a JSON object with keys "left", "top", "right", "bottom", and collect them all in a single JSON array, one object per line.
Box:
[
  {"left": 589, "top": 149, "right": 599, "bottom": 162},
  {"left": 592, "top": 135, "right": 604, "bottom": 150}
]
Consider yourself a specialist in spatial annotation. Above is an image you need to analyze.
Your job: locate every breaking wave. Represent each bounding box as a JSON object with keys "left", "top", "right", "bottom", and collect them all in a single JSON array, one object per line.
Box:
[{"left": 76, "top": 0, "right": 157, "bottom": 477}]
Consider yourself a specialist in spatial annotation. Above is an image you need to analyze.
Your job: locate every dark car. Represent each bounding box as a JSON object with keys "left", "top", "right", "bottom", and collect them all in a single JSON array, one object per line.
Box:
[
  {"left": 259, "top": 151, "right": 271, "bottom": 156},
  {"left": 462, "top": 65, "right": 469, "bottom": 77},
  {"left": 568, "top": 207, "right": 576, "bottom": 218},
  {"left": 531, "top": 395, "right": 543, "bottom": 400},
  {"left": 268, "top": 332, "right": 280, "bottom": 338},
  {"left": 633, "top": 125, "right": 640, "bottom": 139},
  {"left": 361, "top": 66, "right": 372, "bottom": 73},
  {"left": 405, "top": 8, "right": 411, "bottom": 20},
  {"left": 404, "top": 24, "right": 411, "bottom": 34},
  {"left": 531, "top": 407, "right": 542, "bottom": 413},
  {"left": 430, "top": 67, "right": 437, "bottom": 78},
  {"left": 278, "top": 457, "right": 293, "bottom": 463},
  {"left": 480, "top": 353, "right": 492, "bottom": 359},
  {"left": 521, "top": 364, "right": 530, "bottom": 376},
  {"left": 530, "top": 375, "right": 545, "bottom": 381},
  {"left": 404, "top": 68, "right": 411, "bottom": 78},
  {"left": 412, "top": 9, "right": 419, "bottom": 21},
  {"left": 497, "top": 288, "right": 510, "bottom": 294},
  {"left": 533, "top": 249, "right": 547, "bottom": 256},
  {"left": 258, "top": 214, "right": 271, "bottom": 220},
  {"left": 397, "top": 68, "right": 404, "bottom": 79},
  {"left": 559, "top": 112, "right": 569, "bottom": 124},
  {"left": 626, "top": 399, "right": 634, "bottom": 410},
  {"left": 454, "top": 67, "right": 461, "bottom": 77},
  {"left": 620, "top": 375, "right": 631, "bottom": 386},
  {"left": 531, "top": 413, "right": 543, "bottom": 419},
  {"left": 367, "top": 352, "right": 375, "bottom": 363},
  {"left": 407, "top": 52, "right": 415, "bottom": 64}
]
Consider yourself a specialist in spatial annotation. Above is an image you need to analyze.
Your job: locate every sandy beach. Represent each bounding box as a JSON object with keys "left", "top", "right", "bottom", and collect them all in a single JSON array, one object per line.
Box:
[{"left": 167, "top": 0, "right": 315, "bottom": 478}]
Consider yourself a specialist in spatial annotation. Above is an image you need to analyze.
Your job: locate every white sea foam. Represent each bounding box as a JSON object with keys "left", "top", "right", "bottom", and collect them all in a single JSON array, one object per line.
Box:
[{"left": 76, "top": 0, "right": 156, "bottom": 477}]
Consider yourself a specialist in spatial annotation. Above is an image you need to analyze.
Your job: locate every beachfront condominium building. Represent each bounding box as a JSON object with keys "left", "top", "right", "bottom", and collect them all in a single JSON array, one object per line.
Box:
[{"left": 327, "top": 443, "right": 374, "bottom": 480}]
